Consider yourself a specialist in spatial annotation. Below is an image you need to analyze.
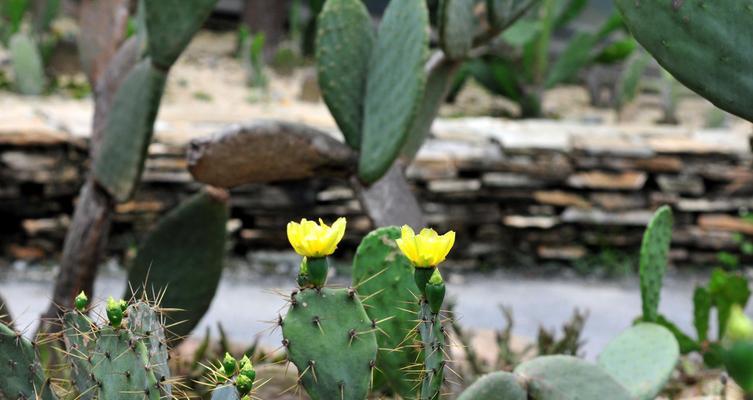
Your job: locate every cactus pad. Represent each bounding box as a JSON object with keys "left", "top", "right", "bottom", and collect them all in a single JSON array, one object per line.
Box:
[
  {"left": 352, "top": 227, "right": 420, "bottom": 397},
  {"left": 127, "top": 190, "right": 228, "bottom": 340},
  {"left": 93, "top": 58, "right": 167, "bottom": 202},
  {"left": 439, "top": 0, "right": 476, "bottom": 59},
  {"left": 401, "top": 59, "right": 460, "bottom": 161},
  {"left": 457, "top": 371, "right": 527, "bottom": 400},
  {"left": 90, "top": 326, "right": 161, "bottom": 399},
  {"left": 9, "top": 33, "right": 45, "bottom": 95},
  {"left": 127, "top": 302, "right": 171, "bottom": 394},
  {"left": 418, "top": 301, "right": 445, "bottom": 400},
  {"left": 316, "top": 0, "right": 375, "bottom": 149},
  {"left": 639, "top": 205, "right": 673, "bottom": 322},
  {"left": 210, "top": 384, "right": 241, "bottom": 400},
  {"left": 0, "top": 323, "right": 55, "bottom": 400},
  {"left": 514, "top": 355, "right": 632, "bottom": 400},
  {"left": 358, "top": 0, "right": 429, "bottom": 183},
  {"left": 487, "top": 0, "right": 537, "bottom": 29},
  {"left": 597, "top": 323, "right": 679, "bottom": 400},
  {"left": 144, "top": 0, "right": 218, "bottom": 68},
  {"left": 62, "top": 311, "right": 97, "bottom": 398},
  {"left": 282, "top": 287, "right": 377, "bottom": 400},
  {"left": 615, "top": 0, "right": 753, "bottom": 122}
]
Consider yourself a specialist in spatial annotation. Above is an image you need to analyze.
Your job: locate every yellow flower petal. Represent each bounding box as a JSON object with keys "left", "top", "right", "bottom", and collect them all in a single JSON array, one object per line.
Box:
[
  {"left": 396, "top": 225, "right": 455, "bottom": 268},
  {"left": 286, "top": 217, "right": 347, "bottom": 258}
]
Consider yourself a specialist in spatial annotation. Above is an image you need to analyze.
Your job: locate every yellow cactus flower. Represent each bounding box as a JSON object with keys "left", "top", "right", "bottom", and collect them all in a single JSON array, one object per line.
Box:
[
  {"left": 396, "top": 225, "right": 455, "bottom": 268},
  {"left": 286, "top": 217, "right": 346, "bottom": 258}
]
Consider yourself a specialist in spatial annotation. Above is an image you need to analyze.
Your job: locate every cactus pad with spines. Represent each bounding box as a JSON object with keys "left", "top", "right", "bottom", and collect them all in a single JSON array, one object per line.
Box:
[
  {"left": 144, "top": 0, "right": 219, "bottom": 68},
  {"left": 0, "top": 323, "right": 55, "bottom": 400},
  {"left": 210, "top": 384, "right": 242, "bottom": 400},
  {"left": 597, "top": 323, "right": 679, "bottom": 400},
  {"left": 359, "top": 0, "right": 429, "bottom": 183},
  {"left": 127, "top": 301, "right": 171, "bottom": 394},
  {"left": 514, "top": 355, "right": 632, "bottom": 400},
  {"left": 639, "top": 205, "right": 673, "bottom": 322},
  {"left": 352, "top": 227, "right": 420, "bottom": 397},
  {"left": 615, "top": 0, "right": 753, "bottom": 122},
  {"left": 439, "top": 0, "right": 476, "bottom": 59},
  {"left": 90, "top": 326, "right": 161, "bottom": 400},
  {"left": 62, "top": 311, "right": 97, "bottom": 399},
  {"left": 9, "top": 33, "right": 45, "bottom": 95},
  {"left": 457, "top": 371, "right": 527, "bottom": 400},
  {"left": 282, "top": 287, "right": 377, "bottom": 400},
  {"left": 418, "top": 300, "right": 445, "bottom": 400},
  {"left": 316, "top": 0, "right": 375, "bottom": 149},
  {"left": 127, "top": 190, "right": 228, "bottom": 341},
  {"left": 93, "top": 58, "right": 167, "bottom": 201}
]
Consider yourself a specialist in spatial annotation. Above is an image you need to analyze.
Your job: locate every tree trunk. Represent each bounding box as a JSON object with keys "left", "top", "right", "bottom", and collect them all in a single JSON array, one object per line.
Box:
[
  {"left": 40, "top": 35, "right": 139, "bottom": 327},
  {"left": 353, "top": 163, "right": 425, "bottom": 230},
  {"left": 242, "top": 0, "right": 291, "bottom": 58}
]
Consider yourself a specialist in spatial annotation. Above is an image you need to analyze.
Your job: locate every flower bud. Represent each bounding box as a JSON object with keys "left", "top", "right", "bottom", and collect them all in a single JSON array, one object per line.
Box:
[
  {"left": 222, "top": 352, "right": 238, "bottom": 376},
  {"left": 727, "top": 304, "right": 753, "bottom": 342},
  {"left": 74, "top": 291, "right": 88, "bottom": 311},
  {"left": 236, "top": 374, "right": 254, "bottom": 396},
  {"left": 106, "top": 297, "right": 123, "bottom": 328},
  {"left": 425, "top": 269, "right": 446, "bottom": 314}
]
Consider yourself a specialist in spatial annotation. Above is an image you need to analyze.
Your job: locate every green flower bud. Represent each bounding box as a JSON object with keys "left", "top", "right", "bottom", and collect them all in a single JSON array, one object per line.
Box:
[
  {"left": 106, "top": 297, "right": 123, "bottom": 328},
  {"left": 239, "top": 356, "right": 256, "bottom": 383},
  {"left": 222, "top": 352, "right": 238, "bottom": 376},
  {"left": 306, "top": 257, "right": 328, "bottom": 288},
  {"left": 727, "top": 304, "right": 753, "bottom": 342},
  {"left": 297, "top": 257, "right": 312, "bottom": 288},
  {"left": 74, "top": 291, "right": 88, "bottom": 311},
  {"left": 236, "top": 373, "right": 254, "bottom": 396},
  {"left": 118, "top": 299, "right": 128, "bottom": 312},
  {"left": 425, "top": 269, "right": 446, "bottom": 315}
]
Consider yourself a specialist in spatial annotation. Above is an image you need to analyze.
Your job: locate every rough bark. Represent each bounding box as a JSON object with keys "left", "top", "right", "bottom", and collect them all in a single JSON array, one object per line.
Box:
[
  {"left": 187, "top": 120, "right": 357, "bottom": 188},
  {"left": 41, "top": 30, "right": 139, "bottom": 325},
  {"left": 353, "top": 162, "right": 426, "bottom": 230},
  {"left": 77, "top": 0, "right": 130, "bottom": 85}
]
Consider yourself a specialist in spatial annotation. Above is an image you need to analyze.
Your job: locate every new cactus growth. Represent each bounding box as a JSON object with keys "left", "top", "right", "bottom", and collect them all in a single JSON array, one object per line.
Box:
[
  {"left": 106, "top": 296, "right": 124, "bottom": 328},
  {"left": 457, "top": 371, "right": 526, "bottom": 400},
  {"left": 396, "top": 225, "right": 455, "bottom": 400},
  {"left": 74, "top": 290, "right": 89, "bottom": 311},
  {"left": 9, "top": 32, "right": 45, "bottom": 95},
  {"left": 208, "top": 353, "right": 257, "bottom": 399},
  {"left": 639, "top": 205, "right": 673, "bottom": 322}
]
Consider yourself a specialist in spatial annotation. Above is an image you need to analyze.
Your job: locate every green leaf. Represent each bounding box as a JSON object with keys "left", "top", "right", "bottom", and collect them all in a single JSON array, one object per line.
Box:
[
  {"left": 501, "top": 19, "right": 541, "bottom": 46},
  {"left": 553, "top": 0, "right": 587, "bottom": 29},
  {"left": 544, "top": 31, "right": 595, "bottom": 88}
]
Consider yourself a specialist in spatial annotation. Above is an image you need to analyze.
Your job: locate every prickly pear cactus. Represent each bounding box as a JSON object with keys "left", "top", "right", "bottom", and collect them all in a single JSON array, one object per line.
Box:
[
  {"left": 62, "top": 310, "right": 97, "bottom": 399},
  {"left": 143, "top": 0, "right": 218, "bottom": 68},
  {"left": 282, "top": 287, "right": 378, "bottom": 400},
  {"left": 639, "top": 205, "right": 673, "bottom": 322},
  {"left": 359, "top": 0, "right": 429, "bottom": 183},
  {"left": 439, "top": 0, "right": 476, "bottom": 59},
  {"left": 418, "top": 300, "right": 445, "bottom": 400},
  {"left": 401, "top": 59, "right": 460, "bottom": 161},
  {"left": 127, "top": 301, "right": 171, "bottom": 395},
  {"left": 352, "top": 227, "right": 420, "bottom": 397},
  {"left": 316, "top": 0, "right": 375, "bottom": 149},
  {"left": 514, "top": 355, "right": 632, "bottom": 400},
  {"left": 9, "top": 32, "right": 45, "bottom": 95},
  {"left": 89, "top": 326, "right": 161, "bottom": 400},
  {"left": 93, "top": 59, "right": 167, "bottom": 201},
  {"left": 0, "top": 323, "right": 56, "bottom": 399},
  {"left": 487, "top": 0, "right": 538, "bottom": 30},
  {"left": 127, "top": 189, "right": 229, "bottom": 340},
  {"left": 457, "top": 371, "right": 527, "bottom": 400},
  {"left": 597, "top": 323, "right": 679, "bottom": 400},
  {"left": 210, "top": 384, "right": 242, "bottom": 400},
  {"left": 615, "top": 0, "right": 753, "bottom": 122}
]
